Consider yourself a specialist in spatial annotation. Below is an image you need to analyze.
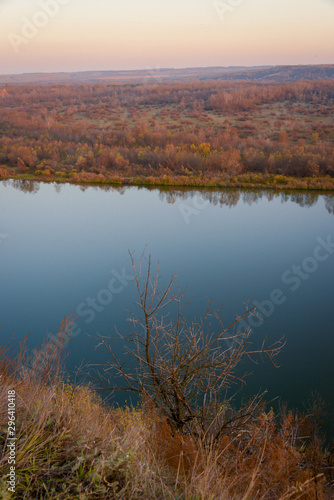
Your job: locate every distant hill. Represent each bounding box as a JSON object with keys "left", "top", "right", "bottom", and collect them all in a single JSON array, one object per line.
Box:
[
  {"left": 216, "top": 65, "right": 334, "bottom": 82},
  {"left": 0, "top": 65, "right": 333, "bottom": 85}
]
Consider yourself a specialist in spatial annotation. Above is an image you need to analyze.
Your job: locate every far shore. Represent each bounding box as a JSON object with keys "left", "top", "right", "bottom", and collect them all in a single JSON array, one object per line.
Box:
[{"left": 2, "top": 171, "right": 334, "bottom": 192}]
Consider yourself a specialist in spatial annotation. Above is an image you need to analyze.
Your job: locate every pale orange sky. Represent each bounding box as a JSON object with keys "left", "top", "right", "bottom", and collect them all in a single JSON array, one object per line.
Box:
[{"left": 0, "top": 0, "right": 333, "bottom": 74}]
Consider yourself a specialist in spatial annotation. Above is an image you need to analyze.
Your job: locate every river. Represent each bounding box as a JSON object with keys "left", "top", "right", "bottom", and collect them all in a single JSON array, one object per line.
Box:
[{"left": 1, "top": 179, "right": 333, "bottom": 429}]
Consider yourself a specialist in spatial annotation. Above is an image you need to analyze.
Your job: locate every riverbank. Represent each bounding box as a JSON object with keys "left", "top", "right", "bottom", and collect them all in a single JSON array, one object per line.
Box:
[
  {"left": 0, "top": 323, "right": 332, "bottom": 499},
  {"left": 2, "top": 169, "right": 334, "bottom": 192}
]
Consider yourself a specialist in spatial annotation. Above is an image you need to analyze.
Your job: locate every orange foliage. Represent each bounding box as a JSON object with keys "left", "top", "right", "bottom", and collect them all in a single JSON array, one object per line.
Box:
[{"left": 0, "top": 80, "right": 333, "bottom": 183}]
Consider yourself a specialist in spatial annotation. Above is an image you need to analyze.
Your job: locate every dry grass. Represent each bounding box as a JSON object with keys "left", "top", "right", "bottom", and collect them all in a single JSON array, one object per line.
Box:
[
  {"left": 4, "top": 170, "right": 334, "bottom": 192},
  {"left": 0, "top": 320, "right": 333, "bottom": 499}
]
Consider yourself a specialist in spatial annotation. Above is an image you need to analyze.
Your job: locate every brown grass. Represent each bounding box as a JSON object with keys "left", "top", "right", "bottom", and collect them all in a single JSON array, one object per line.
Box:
[
  {"left": 0, "top": 320, "right": 333, "bottom": 499},
  {"left": 4, "top": 170, "right": 334, "bottom": 192}
]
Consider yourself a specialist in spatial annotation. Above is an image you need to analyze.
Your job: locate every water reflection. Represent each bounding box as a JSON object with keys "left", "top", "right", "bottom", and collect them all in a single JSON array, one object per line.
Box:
[
  {"left": 324, "top": 196, "right": 334, "bottom": 214},
  {"left": 6, "top": 179, "right": 334, "bottom": 215},
  {"left": 3, "top": 178, "right": 40, "bottom": 194}
]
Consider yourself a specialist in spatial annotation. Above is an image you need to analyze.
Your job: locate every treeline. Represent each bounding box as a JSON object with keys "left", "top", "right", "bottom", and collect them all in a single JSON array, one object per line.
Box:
[
  {"left": 0, "top": 80, "right": 334, "bottom": 183},
  {"left": 1, "top": 79, "right": 334, "bottom": 109}
]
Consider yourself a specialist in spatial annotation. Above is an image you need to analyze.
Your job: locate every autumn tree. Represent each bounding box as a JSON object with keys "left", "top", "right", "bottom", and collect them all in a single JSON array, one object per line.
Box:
[{"left": 93, "top": 253, "right": 284, "bottom": 443}]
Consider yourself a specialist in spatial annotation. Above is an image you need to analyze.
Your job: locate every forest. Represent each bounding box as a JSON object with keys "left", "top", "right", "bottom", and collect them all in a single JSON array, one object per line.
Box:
[{"left": 0, "top": 79, "right": 334, "bottom": 189}]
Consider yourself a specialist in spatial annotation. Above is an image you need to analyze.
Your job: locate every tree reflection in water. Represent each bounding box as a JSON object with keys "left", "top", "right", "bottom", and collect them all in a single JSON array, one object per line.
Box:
[{"left": 6, "top": 179, "right": 334, "bottom": 216}]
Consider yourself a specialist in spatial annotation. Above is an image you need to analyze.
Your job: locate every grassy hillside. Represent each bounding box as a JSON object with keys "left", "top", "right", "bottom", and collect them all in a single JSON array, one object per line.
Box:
[{"left": 0, "top": 318, "right": 333, "bottom": 499}]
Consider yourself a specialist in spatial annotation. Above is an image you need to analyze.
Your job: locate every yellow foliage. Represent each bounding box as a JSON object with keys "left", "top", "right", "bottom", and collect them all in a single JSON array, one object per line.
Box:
[{"left": 198, "top": 142, "right": 211, "bottom": 157}]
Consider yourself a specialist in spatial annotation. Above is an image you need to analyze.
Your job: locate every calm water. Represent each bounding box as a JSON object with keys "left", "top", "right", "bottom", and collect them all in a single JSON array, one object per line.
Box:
[{"left": 1, "top": 180, "right": 334, "bottom": 426}]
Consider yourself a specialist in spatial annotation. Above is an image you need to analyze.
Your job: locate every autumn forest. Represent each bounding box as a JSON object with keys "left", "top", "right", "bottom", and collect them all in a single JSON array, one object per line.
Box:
[{"left": 1, "top": 79, "right": 334, "bottom": 190}]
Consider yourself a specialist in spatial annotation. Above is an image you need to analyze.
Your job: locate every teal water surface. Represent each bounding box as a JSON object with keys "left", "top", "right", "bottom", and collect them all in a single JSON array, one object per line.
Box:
[{"left": 1, "top": 180, "right": 333, "bottom": 428}]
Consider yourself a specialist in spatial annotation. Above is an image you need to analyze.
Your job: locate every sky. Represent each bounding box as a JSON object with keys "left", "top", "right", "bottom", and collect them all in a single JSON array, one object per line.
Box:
[{"left": 0, "top": 0, "right": 333, "bottom": 74}]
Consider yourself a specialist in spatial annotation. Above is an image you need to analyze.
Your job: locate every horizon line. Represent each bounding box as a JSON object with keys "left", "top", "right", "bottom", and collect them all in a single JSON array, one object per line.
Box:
[{"left": 1, "top": 62, "right": 334, "bottom": 77}]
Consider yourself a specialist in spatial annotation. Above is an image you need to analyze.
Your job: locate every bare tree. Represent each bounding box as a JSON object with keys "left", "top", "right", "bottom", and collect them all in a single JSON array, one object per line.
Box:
[{"left": 92, "top": 252, "right": 284, "bottom": 443}]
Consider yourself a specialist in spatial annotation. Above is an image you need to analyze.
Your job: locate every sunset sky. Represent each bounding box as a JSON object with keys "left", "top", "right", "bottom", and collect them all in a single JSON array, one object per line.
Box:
[{"left": 0, "top": 0, "right": 333, "bottom": 74}]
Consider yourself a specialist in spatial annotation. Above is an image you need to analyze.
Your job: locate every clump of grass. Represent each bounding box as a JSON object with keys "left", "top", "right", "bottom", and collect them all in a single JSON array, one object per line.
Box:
[
  {"left": 0, "top": 320, "right": 174, "bottom": 499},
  {"left": 0, "top": 319, "right": 333, "bottom": 499}
]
